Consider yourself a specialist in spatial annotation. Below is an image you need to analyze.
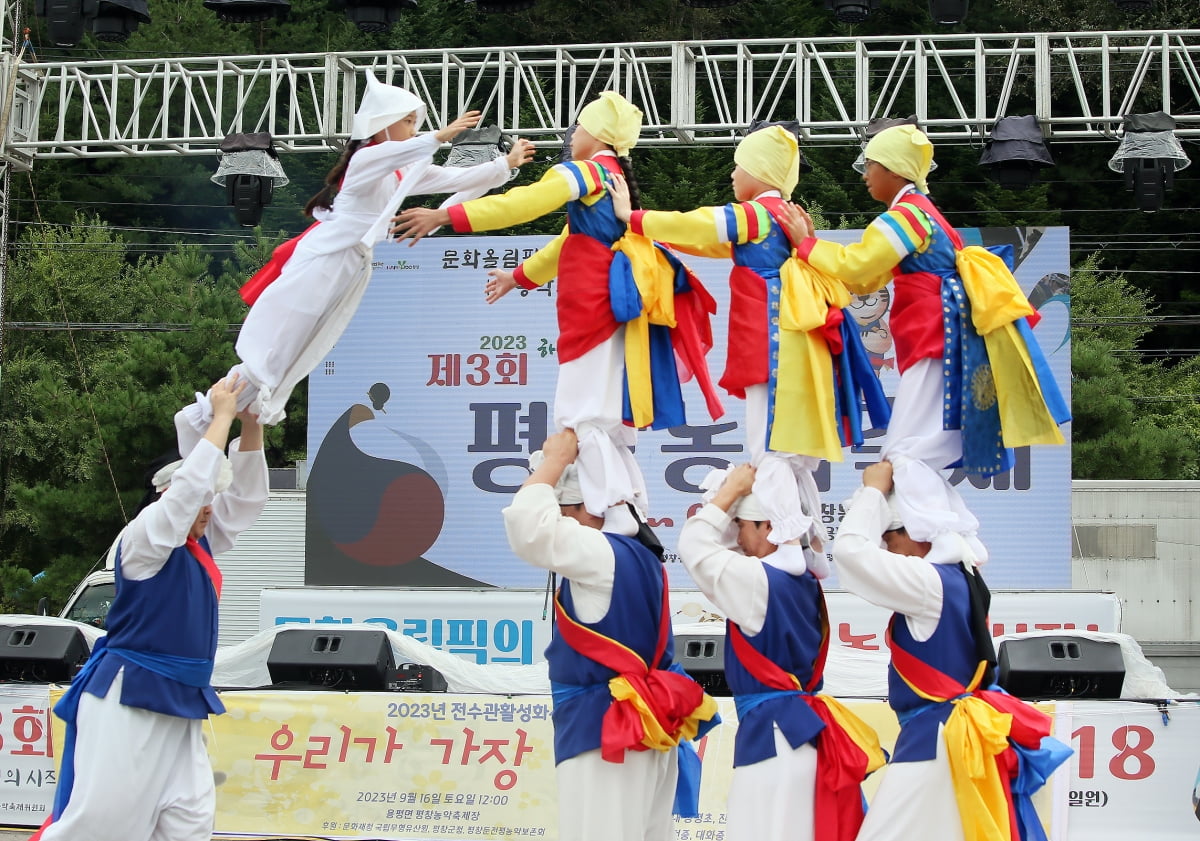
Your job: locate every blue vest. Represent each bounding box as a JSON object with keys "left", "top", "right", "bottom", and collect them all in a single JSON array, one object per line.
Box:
[
  {"left": 546, "top": 533, "right": 671, "bottom": 764},
  {"left": 724, "top": 565, "right": 826, "bottom": 767},
  {"left": 83, "top": 538, "right": 224, "bottom": 718},
  {"left": 888, "top": 563, "right": 977, "bottom": 762}
]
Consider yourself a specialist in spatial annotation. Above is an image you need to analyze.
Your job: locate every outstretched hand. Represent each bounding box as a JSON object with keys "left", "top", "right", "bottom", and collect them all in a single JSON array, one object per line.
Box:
[
  {"left": 506, "top": 138, "right": 536, "bottom": 170},
  {"left": 485, "top": 269, "right": 517, "bottom": 304},
  {"left": 777, "top": 202, "right": 815, "bottom": 243},
  {"left": 435, "top": 110, "right": 482, "bottom": 143},
  {"left": 391, "top": 206, "right": 450, "bottom": 245},
  {"left": 607, "top": 172, "right": 632, "bottom": 223}
]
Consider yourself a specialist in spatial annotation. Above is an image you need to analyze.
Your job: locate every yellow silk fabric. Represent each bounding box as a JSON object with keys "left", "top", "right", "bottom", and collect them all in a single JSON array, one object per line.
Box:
[
  {"left": 769, "top": 259, "right": 853, "bottom": 460},
  {"left": 608, "top": 676, "right": 721, "bottom": 751},
  {"left": 956, "top": 245, "right": 1064, "bottom": 448}
]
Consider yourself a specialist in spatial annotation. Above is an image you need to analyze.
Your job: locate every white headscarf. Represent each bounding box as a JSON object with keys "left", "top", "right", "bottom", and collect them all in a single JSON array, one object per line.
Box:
[
  {"left": 528, "top": 450, "right": 584, "bottom": 506},
  {"left": 350, "top": 69, "right": 427, "bottom": 141},
  {"left": 153, "top": 458, "right": 233, "bottom": 494}
]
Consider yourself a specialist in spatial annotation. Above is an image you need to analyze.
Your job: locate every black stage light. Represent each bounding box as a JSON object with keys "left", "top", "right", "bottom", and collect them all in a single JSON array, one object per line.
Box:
[
  {"left": 979, "top": 115, "right": 1055, "bottom": 190},
  {"left": 212, "top": 132, "right": 289, "bottom": 227},
  {"left": 84, "top": 0, "right": 150, "bottom": 41},
  {"left": 203, "top": 0, "right": 291, "bottom": 24}
]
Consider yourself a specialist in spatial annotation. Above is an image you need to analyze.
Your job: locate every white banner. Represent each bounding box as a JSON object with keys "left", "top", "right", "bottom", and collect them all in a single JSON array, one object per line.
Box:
[
  {"left": 0, "top": 684, "right": 56, "bottom": 825},
  {"left": 306, "top": 228, "right": 1072, "bottom": 591},
  {"left": 260, "top": 587, "right": 1120, "bottom": 666}
]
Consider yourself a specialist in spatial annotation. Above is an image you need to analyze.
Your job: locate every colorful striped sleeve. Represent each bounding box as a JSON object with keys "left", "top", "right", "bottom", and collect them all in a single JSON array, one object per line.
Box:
[
  {"left": 449, "top": 165, "right": 578, "bottom": 233},
  {"left": 719, "top": 201, "right": 773, "bottom": 245},
  {"left": 628, "top": 206, "right": 733, "bottom": 261}
]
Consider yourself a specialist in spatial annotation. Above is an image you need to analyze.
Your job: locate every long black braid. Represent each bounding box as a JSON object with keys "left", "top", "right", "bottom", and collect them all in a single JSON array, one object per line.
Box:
[
  {"left": 304, "top": 138, "right": 370, "bottom": 217},
  {"left": 615, "top": 154, "right": 642, "bottom": 211}
]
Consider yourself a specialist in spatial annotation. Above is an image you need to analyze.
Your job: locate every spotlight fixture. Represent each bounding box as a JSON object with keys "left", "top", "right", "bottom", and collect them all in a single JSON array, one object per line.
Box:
[
  {"left": 202, "top": 0, "right": 290, "bottom": 23},
  {"left": 444, "top": 125, "right": 520, "bottom": 184},
  {"left": 35, "top": 0, "right": 86, "bottom": 45},
  {"left": 978, "top": 115, "right": 1054, "bottom": 190},
  {"left": 470, "top": 0, "right": 536, "bottom": 11},
  {"left": 1107, "top": 111, "right": 1191, "bottom": 213},
  {"left": 84, "top": 0, "right": 150, "bottom": 41},
  {"left": 211, "top": 132, "right": 290, "bottom": 227},
  {"left": 824, "top": 0, "right": 877, "bottom": 24},
  {"left": 331, "top": 0, "right": 415, "bottom": 32},
  {"left": 929, "top": 0, "right": 967, "bottom": 24}
]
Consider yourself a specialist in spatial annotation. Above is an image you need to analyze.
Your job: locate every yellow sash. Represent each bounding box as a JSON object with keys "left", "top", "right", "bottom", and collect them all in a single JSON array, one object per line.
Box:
[
  {"left": 769, "top": 258, "right": 853, "bottom": 461},
  {"left": 956, "top": 246, "right": 1064, "bottom": 448},
  {"left": 615, "top": 233, "right": 679, "bottom": 429},
  {"left": 608, "top": 675, "right": 720, "bottom": 751}
]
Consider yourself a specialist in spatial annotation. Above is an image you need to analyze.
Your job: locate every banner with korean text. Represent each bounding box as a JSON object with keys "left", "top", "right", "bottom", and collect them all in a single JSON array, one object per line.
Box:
[
  {"left": 306, "top": 228, "right": 1072, "bottom": 591},
  {"left": 14, "top": 686, "right": 1200, "bottom": 839}
]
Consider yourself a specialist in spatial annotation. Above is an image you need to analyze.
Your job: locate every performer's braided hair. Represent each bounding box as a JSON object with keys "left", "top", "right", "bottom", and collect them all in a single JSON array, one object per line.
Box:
[
  {"left": 615, "top": 154, "right": 642, "bottom": 211},
  {"left": 304, "top": 138, "right": 370, "bottom": 217}
]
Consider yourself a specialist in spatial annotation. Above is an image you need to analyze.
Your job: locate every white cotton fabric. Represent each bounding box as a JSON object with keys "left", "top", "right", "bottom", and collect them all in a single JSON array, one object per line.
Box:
[
  {"left": 175, "top": 139, "right": 513, "bottom": 452},
  {"left": 553, "top": 327, "right": 649, "bottom": 516},
  {"left": 880, "top": 357, "right": 989, "bottom": 564},
  {"left": 726, "top": 730, "right": 817, "bottom": 841},
  {"left": 120, "top": 439, "right": 268, "bottom": 582},
  {"left": 37, "top": 671, "right": 217, "bottom": 841},
  {"left": 854, "top": 726, "right": 966, "bottom": 841},
  {"left": 555, "top": 747, "right": 678, "bottom": 841}
]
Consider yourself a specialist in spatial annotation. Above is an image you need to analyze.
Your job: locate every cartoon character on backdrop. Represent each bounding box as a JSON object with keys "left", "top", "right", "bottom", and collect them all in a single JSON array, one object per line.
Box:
[
  {"left": 305, "top": 382, "right": 490, "bottom": 586},
  {"left": 848, "top": 287, "right": 894, "bottom": 377}
]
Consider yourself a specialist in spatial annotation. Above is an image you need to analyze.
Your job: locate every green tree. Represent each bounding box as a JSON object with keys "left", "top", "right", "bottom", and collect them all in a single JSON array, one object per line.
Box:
[
  {"left": 0, "top": 218, "right": 299, "bottom": 612},
  {"left": 1070, "top": 255, "right": 1199, "bottom": 479}
]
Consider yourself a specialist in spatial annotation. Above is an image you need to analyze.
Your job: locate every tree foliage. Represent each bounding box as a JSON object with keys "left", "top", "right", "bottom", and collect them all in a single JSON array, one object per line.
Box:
[{"left": 1070, "top": 256, "right": 1200, "bottom": 480}]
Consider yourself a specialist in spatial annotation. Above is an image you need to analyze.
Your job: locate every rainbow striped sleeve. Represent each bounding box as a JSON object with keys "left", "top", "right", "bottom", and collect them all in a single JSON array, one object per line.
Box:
[
  {"left": 870, "top": 200, "right": 934, "bottom": 260},
  {"left": 553, "top": 160, "right": 608, "bottom": 201},
  {"left": 719, "top": 201, "right": 773, "bottom": 244}
]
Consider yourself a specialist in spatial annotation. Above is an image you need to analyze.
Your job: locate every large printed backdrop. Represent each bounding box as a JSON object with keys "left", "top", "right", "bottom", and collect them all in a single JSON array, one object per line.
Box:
[{"left": 305, "top": 227, "right": 1072, "bottom": 589}]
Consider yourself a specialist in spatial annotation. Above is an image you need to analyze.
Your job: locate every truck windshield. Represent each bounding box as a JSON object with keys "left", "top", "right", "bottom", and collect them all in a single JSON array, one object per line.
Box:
[{"left": 65, "top": 582, "right": 116, "bottom": 630}]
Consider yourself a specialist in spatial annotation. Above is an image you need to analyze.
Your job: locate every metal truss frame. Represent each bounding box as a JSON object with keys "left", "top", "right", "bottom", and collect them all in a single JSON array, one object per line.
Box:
[{"left": 0, "top": 29, "right": 1196, "bottom": 163}]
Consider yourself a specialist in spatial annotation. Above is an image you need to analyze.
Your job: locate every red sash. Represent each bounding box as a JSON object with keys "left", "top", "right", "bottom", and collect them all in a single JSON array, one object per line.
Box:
[
  {"left": 887, "top": 620, "right": 1054, "bottom": 840},
  {"left": 239, "top": 221, "right": 320, "bottom": 306},
  {"left": 728, "top": 590, "right": 876, "bottom": 841},
  {"left": 553, "top": 567, "right": 707, "bottom": 762},
  {"left": 187, "top": 537, "right": 222, "bottom": 600}
]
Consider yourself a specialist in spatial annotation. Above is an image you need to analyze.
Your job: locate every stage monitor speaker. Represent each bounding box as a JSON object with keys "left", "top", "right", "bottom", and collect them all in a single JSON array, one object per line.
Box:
[
  {"left": 674, "top": 633, "right": 730, "bottom": 696},
  {"left": 394, "top": 662, "right": 448, "bottom": 693},
  {"left": 998, "top": 636, "right": 1125, "bottom": 700},
  {"left": 0, "top": 624, "right": 90, "bottom": 683},
  {"left": 267, "top": 628, "right": 395, "bottom": 691}
]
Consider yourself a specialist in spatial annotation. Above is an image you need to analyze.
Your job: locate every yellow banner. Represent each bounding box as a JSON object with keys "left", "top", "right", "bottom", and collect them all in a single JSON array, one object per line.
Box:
[{"left": 45, "top": 690, "right": 1054, "bottom": 840}]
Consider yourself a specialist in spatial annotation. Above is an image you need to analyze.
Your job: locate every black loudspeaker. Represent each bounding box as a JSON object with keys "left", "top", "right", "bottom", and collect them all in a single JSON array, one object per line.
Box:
[
  {"left": 0, "top": 625, "right": 90, "bottom": 683},
  {"left": 267, "top": 629, "right": 395, "bottom": 690},
  {"left": 394, "top": 663, "right": 448, "bottom": 693},
  {"left": 998, "top": 636, "right": 1125, "bottom": 700},
  {"left": 674, "top": 634, "right": 730, "bottom": 696}
]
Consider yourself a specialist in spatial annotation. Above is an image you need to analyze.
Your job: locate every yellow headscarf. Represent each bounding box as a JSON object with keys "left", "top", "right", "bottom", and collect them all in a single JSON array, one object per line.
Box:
[
  {"left": 577, "top": 91, "right": 643, "bottom": 157},
  {"left": 733, "top": 125, "right": 801, "bottom": 199},
  {"left": 863, "top": 124, "right": 935, "bottom": 193}
]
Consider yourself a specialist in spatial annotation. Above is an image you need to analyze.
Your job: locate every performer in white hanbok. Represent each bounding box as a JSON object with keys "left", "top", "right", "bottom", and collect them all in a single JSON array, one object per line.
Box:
[
  {"left": 832, "top": 460, "right": 1070, "bottom": 841},
  {"left": 678, "top": 464, "right": 883, "bottom": 841},
  {"left": 503, "top": 430, "right": 719, "bottom": 841},
  {"left": 33, "top": 375, "right": 268, "bottom": 841},
  {"left": 174, "top": 72, "right": 534, "bottom": 454}
]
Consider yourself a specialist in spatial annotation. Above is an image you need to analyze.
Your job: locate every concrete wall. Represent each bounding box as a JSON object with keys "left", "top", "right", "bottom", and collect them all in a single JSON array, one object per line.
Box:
[{"left": 1072, "top": 480, "right": 1200, "bottom": 642}]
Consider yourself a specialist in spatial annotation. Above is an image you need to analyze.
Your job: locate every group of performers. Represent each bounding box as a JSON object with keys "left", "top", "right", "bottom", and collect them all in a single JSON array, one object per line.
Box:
[{"left": 32, "top": 73, "right": 1073, "bottom": 841}]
